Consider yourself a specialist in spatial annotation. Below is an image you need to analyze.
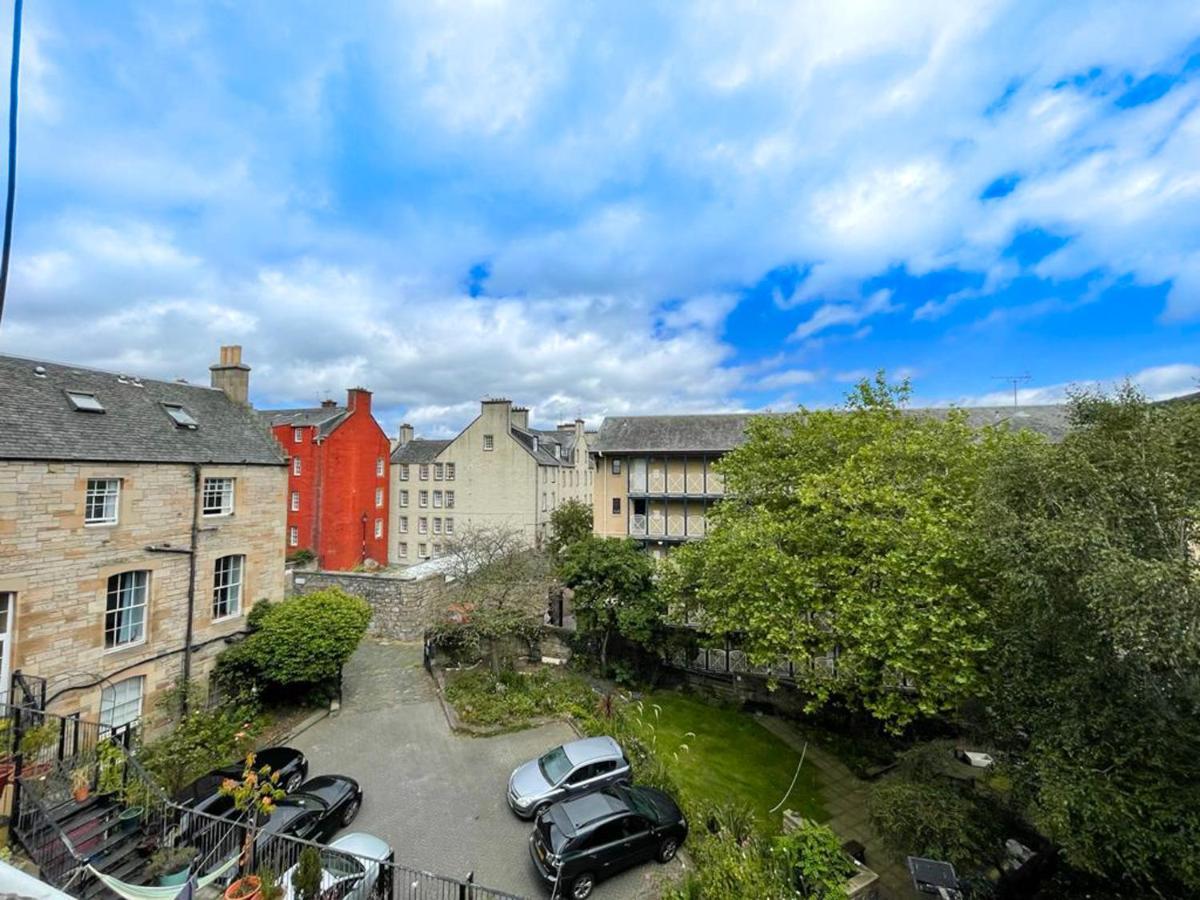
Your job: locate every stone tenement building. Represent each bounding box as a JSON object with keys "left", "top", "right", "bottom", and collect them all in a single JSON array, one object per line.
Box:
[
  {"left": 0, "top": 347, "right": 287, "bottom": 726},
  {"left": 592, "top": 405, "right": 1072, "bottom": 556},
  {"left": 259, "top": 385, "right": 392, "bottom": 571},
  {"left": 389, "top": 399, "right": 593, "bottom": 562}
]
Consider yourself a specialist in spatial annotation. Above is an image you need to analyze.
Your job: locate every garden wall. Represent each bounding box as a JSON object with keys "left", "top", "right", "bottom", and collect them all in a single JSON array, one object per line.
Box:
[{"left": 287, "top": 569, "right": 444, "bottom": 640}]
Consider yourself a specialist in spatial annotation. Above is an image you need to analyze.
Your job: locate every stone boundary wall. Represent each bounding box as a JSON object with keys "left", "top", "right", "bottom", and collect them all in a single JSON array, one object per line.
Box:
[{"left": 286, "top": 569, "right": 444, "bottom": 640}]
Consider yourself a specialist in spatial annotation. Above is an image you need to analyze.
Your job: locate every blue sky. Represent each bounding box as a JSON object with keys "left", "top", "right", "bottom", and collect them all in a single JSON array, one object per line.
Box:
[{"left": 1, "top": 1, "right": 1199, "bottom": 435}]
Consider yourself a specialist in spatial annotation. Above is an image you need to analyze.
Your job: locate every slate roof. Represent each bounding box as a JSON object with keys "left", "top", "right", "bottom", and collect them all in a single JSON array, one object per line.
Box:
[
  {"left": 258, "top": 406, "right": 348, "bottom": 439},
  {"left": 391, "top": 439, "right": 452, "bottom": 464},
  {"left": 593, "top": 404, "right": 1071, "bottom": 453},
  {"left": 511, "top": 426, "right": 580, "bottom": 466},
  {"left": 0, "top": 354, "right": 285, "bottom": 465}
]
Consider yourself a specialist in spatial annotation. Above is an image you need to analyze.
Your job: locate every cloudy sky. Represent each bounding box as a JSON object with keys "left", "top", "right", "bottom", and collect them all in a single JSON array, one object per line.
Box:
[{"left": 0, "top": 1, "right": 1198, "bottom": 435}]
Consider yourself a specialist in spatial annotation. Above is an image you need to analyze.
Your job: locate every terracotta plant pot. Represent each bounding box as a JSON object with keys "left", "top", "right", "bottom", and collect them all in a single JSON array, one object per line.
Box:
[
  {"left": 224, "top": 875, "right": 262, "bottom": 900},
  {"left": 72, "top": 785, "right": 89, "bottom": 802}
]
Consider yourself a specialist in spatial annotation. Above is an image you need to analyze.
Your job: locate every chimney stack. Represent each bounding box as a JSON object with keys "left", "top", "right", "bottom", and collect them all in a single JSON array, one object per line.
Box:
[
  {"left": 510, "top": 405, "right": 530, "bottom": 430},
  {"left": 399, "top": 423, "right": 414, "bottom": 447},
  {"left": 209, "top": 345, "right": 251, "bottom": 407},
  {"left": 321, "top": 399, "right": 337, "bottom": 408},
  {"left": 347, "top": 387, "right": 372, "bottom": 413}
]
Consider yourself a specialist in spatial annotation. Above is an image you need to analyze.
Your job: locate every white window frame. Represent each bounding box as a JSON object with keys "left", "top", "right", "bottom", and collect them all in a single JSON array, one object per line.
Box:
[
  {"left": 446, "top": 463, "right": 456, "bottom": 481},
  {"left": 483, "top": 434, "right": 494, "bottom": 451},
  {"left": 445, "top": 490, "right": 455, "bottom": 509},
  {"left": 0, "top": 591, "right": 13, "bottom": 706},
  {"left": 293, "top": 427, "right": 303, "bottom": 443},
  {"left": 399, "top": 489, "right": 409, "bottom": 508},
  {"left": 374, "top": 518, "right": 383, "bottom": 539},
  {"left": 433, "top": 490, "right": 443, "bottom": 509},
  {"left": 85, "top": 478, "right": 121, "bottom": 526},
  {"left": 419, "top": 490, "right": 428, "bottom": 508},
  {"left": 399, "top": 516, "right": 408, "bottom": 534},
  {"left": 418, "top": 517, "right": 428, "bottom": 534},
  {"left": 433, "top": 517, "right": 442, "bottom": 535},
  {"left": 377, "top": 457, "right": 385, "bottom": 477},
  {"left": 202, "top": 477, "right": 235, "bottom": 517},
  {"left": 399, "top": 464, "right": 409, "bottom": 481},
  {"left": 375, "top": 487, "right": 384, "bottom": 508},
  {"left": 419, "top": 464, "right": 429, "bottom": 481},
  {"left": 289, "top": 526, "right": 299, "bottom": 547},
  {"left": 293, "top": 457, "right": 302, "bottom": 476},
  {"left": 100, "top": 676, "right": 144, "bottom": 732},
  {"left": 419, "top": 543, "right": 429, "bottom": 558},
  {"left": 212, "top": 554, "right": 244, "bottom": 621},
  {"left": 398, "top": 542, "right": 408, "bottom": 558},
  {"left": 445, "top": 517, "right": 454, "bottom": 535},
  {"left": 291, "top": 491, "right": 300, "bottom": 512},
  {"left": 105, "top": 571, "right": 148, "bottom": 650},
  {"left": 434, "top": 463, "right": 444, "bottom": 480}
]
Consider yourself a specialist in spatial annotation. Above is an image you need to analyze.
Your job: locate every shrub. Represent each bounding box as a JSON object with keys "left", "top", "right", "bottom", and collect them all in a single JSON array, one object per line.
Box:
[
  {"left": 776, "top": 820, "right": 857, "bottom": 898},
  {"left": 868, "top": 774, "right": 997, "bottom": 871},
  {"left": 443, "top": 668, "right": 592, "bottom": 729},
  {"left": 139, "top": 702, "right": 259, "bottom": 797},
  {"left": 216, "top": 589, "right": 370, "bottom": 696}
]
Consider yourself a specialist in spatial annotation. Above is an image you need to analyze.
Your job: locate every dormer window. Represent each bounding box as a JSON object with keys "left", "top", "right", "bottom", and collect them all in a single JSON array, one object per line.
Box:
[
  {"left": 66, "top": 390, "right": 104, "bottom": 413},
  {"left": 163, "top": 403, "right": 198, "bottom": 429}
]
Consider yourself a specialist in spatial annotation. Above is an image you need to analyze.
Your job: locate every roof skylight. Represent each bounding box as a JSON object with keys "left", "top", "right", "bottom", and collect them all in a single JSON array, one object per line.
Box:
[
  {"left": 163, "top": 403, "right": 198, "bottom": 429},
  {"left": 65, "top": 390, "right": 105, "bottom": 413}
]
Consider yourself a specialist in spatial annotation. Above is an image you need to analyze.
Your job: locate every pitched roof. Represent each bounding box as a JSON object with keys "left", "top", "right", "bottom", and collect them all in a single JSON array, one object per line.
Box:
[
  {"left": 391, "top": 438, "right": 451, "bottom": 464},
  {"left": 511, "top": 426, "right": 579, "bottom": 465},
  {"left": 258, "top": 406, "right": 348, "bottom": 438},
  {"left": 593, "top": 405, "right": 1071, "bottom": 453},
  {"left": 0, "top": 354, "right": 285, "bottom": 465}
]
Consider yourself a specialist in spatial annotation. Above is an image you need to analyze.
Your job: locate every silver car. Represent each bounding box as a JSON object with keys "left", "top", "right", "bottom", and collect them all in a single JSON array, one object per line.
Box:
[
  {"left": 279, "top": 832, "right": 393, "bottom": 900},
  {"left": 507, "top": 736, "right": 631, "bottom": 820}
]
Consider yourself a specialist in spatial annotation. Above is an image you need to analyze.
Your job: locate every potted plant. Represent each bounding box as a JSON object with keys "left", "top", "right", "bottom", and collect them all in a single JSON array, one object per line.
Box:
[
  {"left": 96, "top": 741, "right": 126, "bottom": 795},
  {"left": 118, "top": 779, "right": 150, "bottom": 833},
  {"left": 71, "top": 764, "right": 92, "bottom": 802},
  {"left": 220, "top": 752, "right": 286, "bottom": 900},
  {"left": 17, "top": 719, "right": 60, "bottom": 779},
  {"left": 293, "top": 847, "right": 323, "bottom": 900},
  {"left": 256, "top": 868, "right": 283, "bottom": 900},
  {"left": 146, "top": 845, "right": 198, "bottom": 887}
]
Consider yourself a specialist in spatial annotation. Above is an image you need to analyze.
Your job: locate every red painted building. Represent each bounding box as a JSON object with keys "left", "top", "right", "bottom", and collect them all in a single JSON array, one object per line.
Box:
[{"left": 260, "top": 388, "right": 391, "bottom": 570}]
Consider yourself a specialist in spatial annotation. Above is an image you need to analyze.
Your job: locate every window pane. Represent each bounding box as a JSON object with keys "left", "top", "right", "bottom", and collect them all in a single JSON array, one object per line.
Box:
[
  {"left": 105, "top": 572, "right": 148, "bottom": 648},
  {"left": 85, "top": 478, "right": 120, "bottom": 524},
  {"left": 101, "top": 676, "right": 144, "bottom": 730},
  {"left": 202, "top": 478, "right": 234, "bottom": 516},
  {"left": 213, "top": 555, "right": 244, "bottom": 619}
]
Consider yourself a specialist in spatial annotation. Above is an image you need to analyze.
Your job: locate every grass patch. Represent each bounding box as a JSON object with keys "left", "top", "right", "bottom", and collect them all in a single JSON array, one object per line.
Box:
[
  {"left": 630, "top": 691, "right": 827, "bottom": 827},
  {"left": 443, "top": 667, "right": 593, "bottom": 729}
]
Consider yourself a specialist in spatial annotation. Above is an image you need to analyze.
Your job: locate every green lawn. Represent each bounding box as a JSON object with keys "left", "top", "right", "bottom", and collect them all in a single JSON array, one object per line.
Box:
[{"left": 634, "top": 691, "right": 828, "bottom": 827}]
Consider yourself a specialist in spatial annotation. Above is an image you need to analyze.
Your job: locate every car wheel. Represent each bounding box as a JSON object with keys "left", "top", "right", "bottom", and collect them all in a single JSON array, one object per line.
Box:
[
  {"left": 285, "top": 772, "right": 303, "bottom": 793},
  {"left": 657, "top": 838, "right": 678, "bottom": 863},
  {"left": 341, "top": 798, "right": 361, "bottom": 826},
  {"left": 570, "top": 873, "right": 595, "bottom": 900}
]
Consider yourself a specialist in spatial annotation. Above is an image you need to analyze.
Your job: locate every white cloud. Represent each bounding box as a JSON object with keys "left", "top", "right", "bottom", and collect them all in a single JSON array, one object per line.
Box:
[
  {"left": 940, "top": 363, "right": 1200, "bottom": 407},
  {"left": 789, "top": 290, "right": 897, "bottom": 341}
]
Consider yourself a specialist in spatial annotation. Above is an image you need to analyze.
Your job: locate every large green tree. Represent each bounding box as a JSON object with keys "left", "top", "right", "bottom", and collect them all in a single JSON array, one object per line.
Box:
[
  {"left": 664, "top": 375, "right": 999, "bottom": 727},
  {"left": 559, "top": 535, "right": 661, "bottom": 673},
  {"left": 977, "top": 386, "right": 1200, "bottom": 894},
  {"left": 547, "top": 498, "right": 594, "bottom": 559}
]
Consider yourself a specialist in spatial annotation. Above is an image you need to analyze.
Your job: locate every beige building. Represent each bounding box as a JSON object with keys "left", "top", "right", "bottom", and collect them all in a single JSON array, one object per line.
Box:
[
  {"left": 0, "top": 348, "right": 287, "bottom": 725},
  {"left": 390, "top": 399, "right": 593, "bottom": 562}
]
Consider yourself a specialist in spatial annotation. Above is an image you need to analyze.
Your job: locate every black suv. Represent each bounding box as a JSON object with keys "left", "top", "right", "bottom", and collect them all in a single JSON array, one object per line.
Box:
[{"left": 529, "top": 784, "right": 687, "bottom": 899}]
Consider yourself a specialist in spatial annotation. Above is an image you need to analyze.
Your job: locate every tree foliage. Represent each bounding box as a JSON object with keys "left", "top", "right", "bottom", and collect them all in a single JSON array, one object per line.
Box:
[
  {"left": 217, "top": 589, "right": 371, "bottom": 693},
  {"left": 558, "top": 535, "right": 661, "bottom": 673},
  {"left": 665, "top": 374, "right": 997, "bottom": 727},
  {"left": 976, "top": 385, "right": 1200, "bottom": 894},
  {"left": 547, "top": 498, "right": 594, "bottom": 559}
]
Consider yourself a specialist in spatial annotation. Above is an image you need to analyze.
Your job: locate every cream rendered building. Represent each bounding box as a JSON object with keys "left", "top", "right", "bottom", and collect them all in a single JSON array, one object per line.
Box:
[
  {"left": 390, "top": 399, "right": 593, "bottom": 562},
  {"left": 0, "top": 348, "right": 287, "bottom": 725}
]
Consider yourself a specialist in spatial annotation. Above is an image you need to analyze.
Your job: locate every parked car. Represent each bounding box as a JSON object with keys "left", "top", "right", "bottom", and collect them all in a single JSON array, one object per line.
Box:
[
  {"left": 528, "top": 784, "right": 687, "bottom": 899},
  {"left": 278, "top": 832, "right": 393, "bottom": 900},
  {"left": 257, "top": 775, "right": 364, "bottom": 850},
  {"left": 507, "top": 736, "right": 630, "bottom": 819},
  {"left": 175, "top": 746, "right": 309, "bottom": 820}
]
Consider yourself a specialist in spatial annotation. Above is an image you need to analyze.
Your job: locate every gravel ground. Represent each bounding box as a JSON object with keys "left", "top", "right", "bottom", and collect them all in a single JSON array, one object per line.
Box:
[{"left": 290, "top": 640, "right": 684, "bottom": 899}]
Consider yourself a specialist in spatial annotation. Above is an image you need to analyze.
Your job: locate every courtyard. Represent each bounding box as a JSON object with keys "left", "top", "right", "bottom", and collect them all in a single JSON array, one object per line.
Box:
[{"left": 289, "top": 639, "right": 682, "bottom": 898}]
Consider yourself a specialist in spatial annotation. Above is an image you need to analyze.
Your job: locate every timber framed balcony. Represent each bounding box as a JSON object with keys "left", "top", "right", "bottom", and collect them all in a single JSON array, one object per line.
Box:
[{"left": 624, "top": 454, "right": 726, "bottom": 499}]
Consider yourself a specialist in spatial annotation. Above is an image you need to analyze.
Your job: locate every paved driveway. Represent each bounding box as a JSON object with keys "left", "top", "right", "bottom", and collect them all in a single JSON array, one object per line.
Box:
[{"left": 290, "top": 640, "right": 681, "bottom": 899}]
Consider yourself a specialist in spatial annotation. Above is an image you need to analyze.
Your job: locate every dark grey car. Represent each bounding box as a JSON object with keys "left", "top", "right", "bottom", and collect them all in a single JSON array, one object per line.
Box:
[{"left": 506, "top": 736, "right": 631, "bottom": 820}]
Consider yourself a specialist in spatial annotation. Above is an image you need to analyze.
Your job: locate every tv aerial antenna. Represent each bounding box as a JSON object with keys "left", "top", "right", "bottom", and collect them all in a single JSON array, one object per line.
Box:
[{"left": 992, "top": 373, "right": 1031, "bottom": 408}]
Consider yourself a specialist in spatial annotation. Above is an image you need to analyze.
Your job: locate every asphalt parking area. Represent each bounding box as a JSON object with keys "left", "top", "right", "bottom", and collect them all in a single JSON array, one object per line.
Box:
[{"left": 290, "top": 640, "right": 683, "bottom": 899}]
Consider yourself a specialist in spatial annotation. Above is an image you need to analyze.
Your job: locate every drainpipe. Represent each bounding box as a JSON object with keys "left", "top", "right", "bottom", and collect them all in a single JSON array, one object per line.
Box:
[{"left": 182, "top": 463, "right": 201, "bottom": 704}]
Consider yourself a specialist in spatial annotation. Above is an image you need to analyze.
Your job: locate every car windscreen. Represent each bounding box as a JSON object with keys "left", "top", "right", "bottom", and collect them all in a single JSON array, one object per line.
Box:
[{"left": 537, "top": 746, "right": 572, "bottom": 785}]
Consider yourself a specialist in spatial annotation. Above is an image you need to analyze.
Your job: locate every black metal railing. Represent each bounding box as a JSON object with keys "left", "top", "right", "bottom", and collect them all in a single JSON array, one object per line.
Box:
[{"left": 11, "top": 774, "right": 85, "bottom": 890}]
